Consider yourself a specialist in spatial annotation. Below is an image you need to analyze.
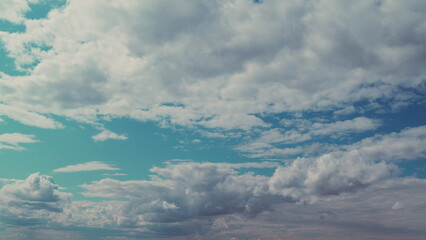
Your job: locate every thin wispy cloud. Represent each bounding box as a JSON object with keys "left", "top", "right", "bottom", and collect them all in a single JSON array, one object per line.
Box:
[
  {"left": 0, "top": 133, "right": 38, "bottom": 151},
  {"left": 92, "top": 130, "right": 128, "bottom": 142},
  {"left": 53, "top": 161, "right": 120, "bottom": 173}
]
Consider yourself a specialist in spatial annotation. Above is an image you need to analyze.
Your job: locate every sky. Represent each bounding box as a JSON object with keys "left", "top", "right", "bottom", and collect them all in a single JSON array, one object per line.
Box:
[{"left": 0, "top": 0, "right": 426, "bottom": 239}]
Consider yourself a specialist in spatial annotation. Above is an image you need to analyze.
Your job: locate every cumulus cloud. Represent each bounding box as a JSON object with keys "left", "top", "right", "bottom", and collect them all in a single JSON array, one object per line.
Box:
[
  {"left": 0, "top": 1, "right": 426, "bottom": 239},
  {"left": 80, "top": 123, "right": 426, "bottom": 228},
  {"left": 0, "top": 173, "right": 71, "bottom": 213},
  {"left": 81, "top": 162, "right": 282, "bottom": 223},
  {"left": 79, "top": 126, "right": 425, "bottom": 233},
  {"left": 0, "top": 133, "right": 38, "bottom": 150},
  {"left": 0, "top": 0, "right": 39, "bottom": 24},
  {"left": 80, "top": 127, "right": 426, "bottom": 220},
  {"left": 269, "top": 125, "right": 426, "bottom": 200},
  {"left": 2, "top": 123, "right": 426, "bottom": 238},
  {"left": 0, "top": 0, "right": 425, "bottom": 130},
  {"left": 92, "top": 129, "right": 128, "bottom": 142},
  {"left": 2, "top": 177, "right": 425, "bottom": 240},
  {"left": 269, "top": 152, "right": 395, "bottom": 200},
  {"left": 53, "top": 161, "right": 120, "bottom": 173}
]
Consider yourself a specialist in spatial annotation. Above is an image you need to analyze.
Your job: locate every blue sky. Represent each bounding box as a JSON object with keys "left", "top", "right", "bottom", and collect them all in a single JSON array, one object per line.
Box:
[{"left": 1, "top": 0, "right": 426, "bottom": 239}]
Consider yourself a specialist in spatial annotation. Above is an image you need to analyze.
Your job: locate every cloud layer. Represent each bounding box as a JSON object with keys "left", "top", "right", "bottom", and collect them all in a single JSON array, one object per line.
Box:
[{"left": 0, "top": 0, "right": 425, "bottom": 129}]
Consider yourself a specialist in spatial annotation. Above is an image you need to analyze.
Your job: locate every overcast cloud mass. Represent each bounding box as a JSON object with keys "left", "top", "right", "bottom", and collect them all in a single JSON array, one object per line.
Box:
[{"left": 0, "top": 0, "right": 426, "bottom": 239}]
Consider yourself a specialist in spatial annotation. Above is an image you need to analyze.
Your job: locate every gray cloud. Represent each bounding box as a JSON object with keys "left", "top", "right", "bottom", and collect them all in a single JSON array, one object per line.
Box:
[
  {"left": 82, "top": 162, "right": 284, "bottom": 224},
  {"left": 0, "top": 173, "right": 71, "bottom": 214}
]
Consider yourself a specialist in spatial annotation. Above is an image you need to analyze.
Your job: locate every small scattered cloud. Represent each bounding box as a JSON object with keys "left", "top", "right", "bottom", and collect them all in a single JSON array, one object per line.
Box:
[
  {"left": 0, "top": 133, "right": 38, "bottom": 151},
  {"left": 310, "top": 117, "right": 381, "bottom": 136},
  {"left": 392, "top": 201, "right": 404, "bottom": 211},
  {"left": 102, "top": 173, "right": 127, "bottom": 176},
  {"left": 0, "top": 104, "right": 64, "bottom": 129},
  {"left": 53, "top": 161, "right": 120, "bottom": 173},
  {"left": 92, "top": 130, "right": 128, "bottom": 142}
]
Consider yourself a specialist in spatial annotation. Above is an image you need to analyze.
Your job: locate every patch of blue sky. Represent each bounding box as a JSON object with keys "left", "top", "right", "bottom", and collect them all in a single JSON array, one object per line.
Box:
[
  {"left": 399, "top": 159, "right": 426, "bottom": 178},
  {"left": 24, "top": 0, "right": 67, "bottom": 20},
  {"left": 0, "top": 42, "right": 24, "bottom": 76},
  {"left": 0, "top": 115, "right": 257, "bottom": 199},
  {"left": 0, "top": 20, "right": 25, "bottom": 33},
  {"left": 103, "top": 117, "right": 251, "bottom": 165},
  {"left": 0, "top": 0, "right": 64, "bottom": 76}
]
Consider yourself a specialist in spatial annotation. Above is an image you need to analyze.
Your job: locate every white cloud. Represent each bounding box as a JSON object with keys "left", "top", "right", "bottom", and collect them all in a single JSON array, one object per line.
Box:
[
  {"left": 224, "top": 178, "right": 426, "bottom": 240},
  {"left": 0, "top": 178, "right": 19, "bottom": 186},
  {"left": 310, "top": 117, "right": 381, "bottom": 136},
  {"left": 0, "top": 173, "right": 71, "bottom": 213},
  {"left": 334, "top": 105, "right": 356, "bottom": 116},
  {"left": 1, "top": 140, "right": 426, "bottom": 238},
  {"left": 0, "top": 0, "right": 39, "bottom": 24},
  {"left": 81, "top": 162, "right": 281, "bottom": 223},
  {"left": 0, "top": 1, "right": 426, "bottom": 238},
  {"left": 102, "top": 173, "right": 127, "bottom": 176},
  {"left": 0, "top": 133, "right": 38, "bottom": 150},
  {"left": 352, "top": 125, "right": 426, "bottom": 162},
  {"left": 92, "top": 129, "right": 128, "bottom": 142},
  {"left": 53, "top": 161, "right": 120, "bottom": 173},
  {"left": 0, "top": 0, "right": 424, "bottom": 130},
  {"left": 0, "top": 104, "right": 64, "bottom": 129},
  {"left": 269, "top": 125, "right": 426, "bottom": 200}
]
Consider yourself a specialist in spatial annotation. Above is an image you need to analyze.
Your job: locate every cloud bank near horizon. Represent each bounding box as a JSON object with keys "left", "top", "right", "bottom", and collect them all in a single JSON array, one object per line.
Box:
[{"left": 1, "top": 126, "right": 426, "bottom": 238}]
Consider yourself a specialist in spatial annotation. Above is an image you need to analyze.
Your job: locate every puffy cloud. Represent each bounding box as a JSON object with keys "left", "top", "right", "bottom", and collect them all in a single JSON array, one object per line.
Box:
[
  {"left": 82, "top": 162, "right": 283, "bottom": 224},
  {"left": 0, "top": 133, "right": 38, "bottom": 150},
  {"left": 269, "top": 151, "right": 395, "bottom": 200},
  {"left": 0, "top": 0, "right": 425, "bottom": 130},
  {"left": 92, "top": 130, "right": 128, "bottom": 142},
  {"left": 0, "top": 173, "right": 71, "bottom": 213},
  {"left": 0, "top": 0, "right": 39, "bottom": 24},
  {"left": 1, "top": 135, "right": 426, "bottom": 238},
  {"left": 269, "top": 125, "right": 426, "bottom": 200},
  {"left": 53, "top": 161, "right": 120, "bottom": 173},
  {"left": 60, "top": 178, "right": 424, "bottom": 239},
  {"left": 80, "top": 123, "right": 426, "bottom": 229}
]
